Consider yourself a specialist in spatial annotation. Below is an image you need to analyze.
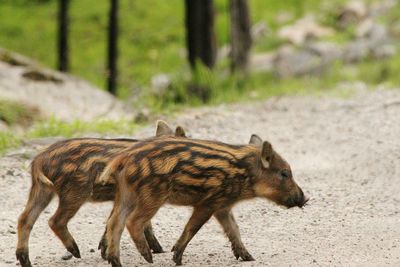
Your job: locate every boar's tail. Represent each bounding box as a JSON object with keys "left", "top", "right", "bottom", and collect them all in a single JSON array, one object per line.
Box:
[
  {"left": 31, "top": 159, "right": 54, "bottom": 187},
  {"left": 97, "top": 160, "right": 119, "bottom": 185}
]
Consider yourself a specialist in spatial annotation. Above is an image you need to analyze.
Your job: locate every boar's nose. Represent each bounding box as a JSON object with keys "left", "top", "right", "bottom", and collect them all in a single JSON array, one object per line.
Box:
[
  {"left": 296, "top": 188, "right": 309, "bottom": 208},
  {"left": 299, "top": 195, "right": 310, "bottom": 208}
]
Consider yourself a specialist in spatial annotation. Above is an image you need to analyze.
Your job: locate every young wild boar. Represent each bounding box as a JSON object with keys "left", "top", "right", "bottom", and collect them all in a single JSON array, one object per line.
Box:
[
  {"left": 16, "top": 121, "right": 187, "bottom": 267},
  {"left": 99, "top": 134, "right": 308, "bottom": 266}
]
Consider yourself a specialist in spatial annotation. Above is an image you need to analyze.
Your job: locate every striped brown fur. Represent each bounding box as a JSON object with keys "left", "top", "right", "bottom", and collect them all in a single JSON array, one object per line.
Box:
[
  {"left": 16, "top": 121, "right": 186, "bottom": 267},
  {"left": 102, "top": 134, "right": 308, "bottom": 266}
]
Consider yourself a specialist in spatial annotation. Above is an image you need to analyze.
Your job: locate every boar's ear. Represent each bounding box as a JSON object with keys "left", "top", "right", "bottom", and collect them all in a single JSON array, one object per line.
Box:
[
  {"left": 261, "top": 141, "right": 273, "bottom": 168},
  {"left": 175, "top": 126, "right": 186, "bottom": 137},
  {"left": 156, "top": 120, "right": 174, "bottom": 136},
  {"left": 249, "top": 134, "right": 263, "bottom": 147}
]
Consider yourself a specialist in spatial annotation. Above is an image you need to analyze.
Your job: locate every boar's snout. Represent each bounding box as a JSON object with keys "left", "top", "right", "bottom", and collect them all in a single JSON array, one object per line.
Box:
[{"left": 284, "top": 186, "right": 309, "bottom": 208}]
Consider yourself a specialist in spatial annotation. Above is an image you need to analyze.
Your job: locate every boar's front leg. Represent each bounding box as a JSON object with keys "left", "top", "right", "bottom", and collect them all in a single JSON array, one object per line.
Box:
[
  {"left": 214, "top": 209, "right": 255, "bottom": 261},
  {"left": 171, "top": 206, "right": 214, "bottom": 265},
  {"left": 143, "top": 221, "right": 164, "bottom": 253},
  {"left": 99, "top": 221, "right": 163, "bottom": 261}
]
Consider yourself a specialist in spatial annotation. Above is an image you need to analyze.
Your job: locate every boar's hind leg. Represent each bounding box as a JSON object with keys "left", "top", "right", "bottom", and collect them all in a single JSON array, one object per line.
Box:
[
  {"left": 214, "top": 209, "right": 255, "bottom": 261},
  {"left": 48, "top": 195, "right": 88, "bottom": 259},
  {"left": 16, "top": 185, "right": 54, "bottom": 267},
  {"left": 144, "top": 221, "right": 164, "bottom": 253},
  {"left": 104, "top": 193, "right": 136, "bottom": 267},
  {"left": 125, "top": 200, "right": 164, "bottom": 264},
  {"left": 171, "top": 206, "right": 214, "bottom": 266},
  {"left": 99, "top": 205, "right": 115, "bottom": 260}
]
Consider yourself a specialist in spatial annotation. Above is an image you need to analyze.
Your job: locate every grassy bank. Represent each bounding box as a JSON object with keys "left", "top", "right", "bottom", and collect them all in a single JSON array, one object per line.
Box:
[
  {"left": 0, "top": 0, "right": 400, "bottom": 155},
  {"left": 2, "top": 0, "right": 398, "bottom": 105}
]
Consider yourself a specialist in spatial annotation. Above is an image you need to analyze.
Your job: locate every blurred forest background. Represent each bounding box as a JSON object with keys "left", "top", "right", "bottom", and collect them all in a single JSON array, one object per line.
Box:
[{"left": 0, "top": 0, "right": 400, "bottom": 153}]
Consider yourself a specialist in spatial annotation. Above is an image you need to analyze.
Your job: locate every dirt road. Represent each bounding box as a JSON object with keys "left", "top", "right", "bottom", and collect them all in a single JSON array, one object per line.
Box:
[{"left": 1, "top": 88, "right": 400, "bottom": 266}]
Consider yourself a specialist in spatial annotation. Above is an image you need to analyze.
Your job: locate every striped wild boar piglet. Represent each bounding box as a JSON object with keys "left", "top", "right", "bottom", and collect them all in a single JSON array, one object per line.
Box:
[
  {"left": 100, "top": 134, "right": 309, "bottom": 266},
  {"left": 16, "top": 121, "right": 187, "bottom": 267}
]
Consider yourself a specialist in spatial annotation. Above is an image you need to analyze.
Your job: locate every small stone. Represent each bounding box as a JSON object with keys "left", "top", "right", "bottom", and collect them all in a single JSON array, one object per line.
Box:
[
  {"left": 90, "top": 248, "right": 95, "bottom": 253},
  {"left": 61, "top": 251, "right": 73, "bottom": 260},
  {"left": 8, "top": 229, "right": 16, "bottom": 234}
]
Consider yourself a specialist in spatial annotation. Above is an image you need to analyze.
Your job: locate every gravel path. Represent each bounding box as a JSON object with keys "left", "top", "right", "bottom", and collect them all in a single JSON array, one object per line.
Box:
[{"left": 1, "top": 88, "right": 400, "bottom": 266}]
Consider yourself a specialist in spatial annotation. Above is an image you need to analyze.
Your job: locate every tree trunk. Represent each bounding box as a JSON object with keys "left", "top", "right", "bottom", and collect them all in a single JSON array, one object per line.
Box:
[
  {"left": 107, "top": 0, "right": 119, "bottom": 95},
  {"left": 230, "top": 0, "right": 252, "bottom": 73},
  {"left": 57, "top": 0, "right": 69, "bottom": 72},
  {"left": 184, "top": 0, "right": 216, "bottom": 69}
]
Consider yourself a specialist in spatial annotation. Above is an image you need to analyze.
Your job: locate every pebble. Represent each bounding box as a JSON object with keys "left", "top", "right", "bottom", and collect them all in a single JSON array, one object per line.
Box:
[{"left": 61, "top": 252, "right": 73, "bottom": 260}]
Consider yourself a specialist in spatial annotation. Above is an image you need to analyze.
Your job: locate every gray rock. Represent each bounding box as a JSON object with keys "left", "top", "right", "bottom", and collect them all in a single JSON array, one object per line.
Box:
[
  {"left": 217, "top": 45, "right": 230, "bottom": 61},
  {"left": 343, "top": 39, "right": 370, "bottom": 63},
  {"left": 251, "top": 21, "right": 270, "bottom": 42},
  {"left": 306, "top": 41, "right": 343, "bottom": 62},
  {"left": 369, "top": 0, "right": 397, "bottom": 18},
  {"left": 273, "top": 46, "right": 326, "bottom": 78},
  {"left": 278, "top": 16, "right": 334, "bottom": 45},
  {"left": 368, "top": 23, "right": 388, "bottom": 44},
  {"left": 0, "top": 48, "right": 134, "bottom": 122},
  {"left": 0, "top": 120, "right": 8, "bottom": 132},
  {"left": 345, "top": 21, "right": 393, "bottom": 62},
  {"left": 371, "top": 44, "right": 396, "bottom": 59},
  {"left": 249, "top": 52, "right": 275, "bottom": 73},
  {"left": 23, "top": 137, "right": 65, "bottom": 147},
  {"left": 151, "top": 73, "right": 172, "bottom": 96},
  {"left": 356, "top": 19, "right": 375, "bottom": 38},
  {"left": 337, "top": 0, "right": 367, "bottom": 28}
]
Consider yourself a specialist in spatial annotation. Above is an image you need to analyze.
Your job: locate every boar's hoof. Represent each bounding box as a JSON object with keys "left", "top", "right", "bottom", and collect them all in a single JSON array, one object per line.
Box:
[
  {"left": 108, "top": 255, "right": 122, "bottom": 267},
  {"left": 149, "top": 240, "right": 164, "bottom": 254},
  {"left": 67, "top": 241, "right": 81, "bottom": 258},
  {"left": 16, "top": 249, "right": 32, "bottom": 267},
  {"left": 172, "top": 249, "right": 184, "bottom": 266},
  {"left": 240, "top": 252, "right": 255, "bottom": 261},
  {"left": 141, "top": 250, "right": 153, "bottom": 263},
  {"left": 98, "top": 238, "right": 108, "bottom": 260},
  {"left": 233, "top": 247, "right": 255, "bottom": 261}
]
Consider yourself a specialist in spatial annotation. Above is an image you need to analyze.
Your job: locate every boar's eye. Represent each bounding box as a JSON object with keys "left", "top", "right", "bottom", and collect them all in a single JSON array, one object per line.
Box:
[{"left": 280, "top": 169, "right": 291, "bottom": 180}]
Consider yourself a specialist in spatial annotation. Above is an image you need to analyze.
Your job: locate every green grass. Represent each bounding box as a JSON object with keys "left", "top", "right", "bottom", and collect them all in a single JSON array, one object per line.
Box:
[
  {"left": 0, "top": 116, "right": 142, "bottom": 155},
  {"left": 28, "top": 117, "right": 140, "bottom": 138},
  {"left": 0, "top": 99, "right": 39, "bottom": 126},
  {"left": 0, "top": 131, "right": 21, "bottom": 155}
]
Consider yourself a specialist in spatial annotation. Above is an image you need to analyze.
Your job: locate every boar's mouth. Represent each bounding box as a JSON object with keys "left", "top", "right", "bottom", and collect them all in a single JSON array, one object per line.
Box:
[{"left": 284, "top": 191, "right": 309, "bottom": 208}]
